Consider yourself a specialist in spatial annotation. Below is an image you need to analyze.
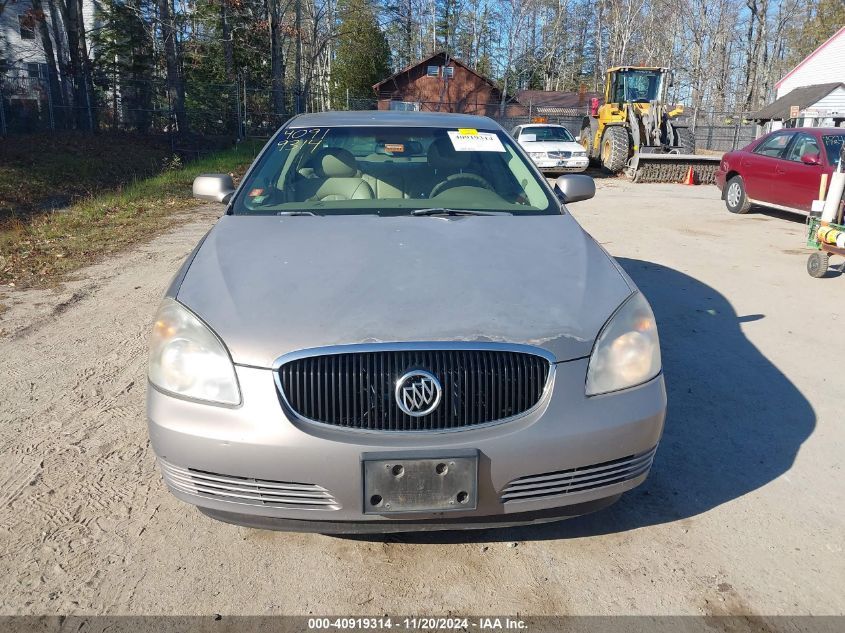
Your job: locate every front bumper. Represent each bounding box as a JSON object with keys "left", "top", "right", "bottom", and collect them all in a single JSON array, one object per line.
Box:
[
  {"left": 532, "top": 158, "right": 589, "bottom": 173},
  {"left": 147, "top": 359, "right": 666, "bottom": 532},
  {"left": 199, "top": 495, "right": 622, "bottom": 533}
]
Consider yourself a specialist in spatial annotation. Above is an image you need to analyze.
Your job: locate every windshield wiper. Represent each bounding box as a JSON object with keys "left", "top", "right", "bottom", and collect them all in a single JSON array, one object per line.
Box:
[
  {"left": 276, "top": 211, "right": 316, "bottom": 216},
  {"left": 410, "top": 208, "right": 511, "bottom": 216}
]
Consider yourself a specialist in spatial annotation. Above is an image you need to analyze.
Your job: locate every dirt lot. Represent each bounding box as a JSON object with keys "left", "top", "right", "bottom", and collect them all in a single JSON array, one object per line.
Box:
[{"left": 0, "top": 182, "right": 843, "bottom": 616}]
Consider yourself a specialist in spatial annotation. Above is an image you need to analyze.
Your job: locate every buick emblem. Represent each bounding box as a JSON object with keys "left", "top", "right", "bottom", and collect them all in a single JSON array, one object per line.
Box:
[{"left": 395, "top": 370, "right": 442, "bottom": 417}]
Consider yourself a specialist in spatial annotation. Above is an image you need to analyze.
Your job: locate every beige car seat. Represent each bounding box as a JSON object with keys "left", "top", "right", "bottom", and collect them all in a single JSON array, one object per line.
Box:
[{"left": 294, "top": 148, "right": 375, "bottom": 201}]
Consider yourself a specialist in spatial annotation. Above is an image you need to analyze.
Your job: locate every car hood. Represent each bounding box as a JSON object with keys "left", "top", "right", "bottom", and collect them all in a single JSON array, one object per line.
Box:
[
  {"left": 520, "top": 141, "right": 584, "bottom": 153},
  {"left": 176, "top": 214, "right": 632, "bottom": 368}
]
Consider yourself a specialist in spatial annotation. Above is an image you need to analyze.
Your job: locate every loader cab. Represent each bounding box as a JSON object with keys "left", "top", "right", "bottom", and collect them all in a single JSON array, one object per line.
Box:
[{"left": 605, "top": 67, "right": 668, "bottom": 105}]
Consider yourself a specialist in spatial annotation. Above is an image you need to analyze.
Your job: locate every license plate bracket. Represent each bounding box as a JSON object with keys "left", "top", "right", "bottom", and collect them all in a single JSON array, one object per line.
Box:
[{"left": 361, "top": 449, "right": 478, "bottom": 514}]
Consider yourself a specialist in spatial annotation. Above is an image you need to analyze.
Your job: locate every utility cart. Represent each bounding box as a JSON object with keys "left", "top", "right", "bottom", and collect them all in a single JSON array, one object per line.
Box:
[
  {"left": 806, "top": 216, "right": 845, "bottom": 278},
  {"left": 806, "top": 148, "right": 845, "bottom": 278}
]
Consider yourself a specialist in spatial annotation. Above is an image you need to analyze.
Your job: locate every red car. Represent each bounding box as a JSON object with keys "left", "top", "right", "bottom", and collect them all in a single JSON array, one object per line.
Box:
[{"left": 716, "top": 127, "right": 845, "bottom": 215}]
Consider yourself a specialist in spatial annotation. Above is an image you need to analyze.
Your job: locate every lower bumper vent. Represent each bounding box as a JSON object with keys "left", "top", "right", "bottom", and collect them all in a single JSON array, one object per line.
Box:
[
  {"left": 158, "top": 459, "right": 340, "bottom": 510},
  {"left": 500, "top": 446, "right": 657, "bottom": 503}
]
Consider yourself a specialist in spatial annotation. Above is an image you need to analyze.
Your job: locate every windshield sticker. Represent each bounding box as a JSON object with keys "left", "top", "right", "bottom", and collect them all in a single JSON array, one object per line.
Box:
[
  {"left": 458, "top": 128, "right": 478, "bottom": 135},
  {"left": 448, "top": 130, "right": 505, "bottom": 152},
  {"left": 384, "top": 143, "right": 405, "bottom": 153},
  {"left": 277, "top": 127, "right": 329, "bottom": 150}
]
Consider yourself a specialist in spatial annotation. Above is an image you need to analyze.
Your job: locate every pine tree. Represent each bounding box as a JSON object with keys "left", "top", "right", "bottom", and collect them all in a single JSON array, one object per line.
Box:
[
  {"left": 91, "top": 0, "right": 154, "bottom": 132},
  {"left": 436, "top": 0, "right": 461, "bottom": 53},
  {"left": 332, "top": 0, "right": 391, "bottom": 105}
]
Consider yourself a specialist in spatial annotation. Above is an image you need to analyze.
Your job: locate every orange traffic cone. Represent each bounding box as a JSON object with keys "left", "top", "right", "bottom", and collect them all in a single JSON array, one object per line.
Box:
[{"left": 683, "top": 165, "right": 695, "bottom": 185}]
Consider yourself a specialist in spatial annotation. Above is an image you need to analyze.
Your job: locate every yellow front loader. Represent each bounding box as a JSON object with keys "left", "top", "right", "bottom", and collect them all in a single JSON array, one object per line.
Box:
[{"left": 580, "top": 66, "right": 720, "bottom": 183}]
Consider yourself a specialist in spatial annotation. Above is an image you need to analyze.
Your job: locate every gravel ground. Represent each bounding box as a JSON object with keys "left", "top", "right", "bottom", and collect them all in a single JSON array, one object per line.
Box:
[{"left": 0, "top": 182, "right": 843, "bottom": 616}]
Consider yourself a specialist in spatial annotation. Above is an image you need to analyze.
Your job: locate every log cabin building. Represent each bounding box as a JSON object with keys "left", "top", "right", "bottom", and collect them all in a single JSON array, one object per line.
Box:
[{"left": 372, "top": 52, "right": 506, "bottom": 116}]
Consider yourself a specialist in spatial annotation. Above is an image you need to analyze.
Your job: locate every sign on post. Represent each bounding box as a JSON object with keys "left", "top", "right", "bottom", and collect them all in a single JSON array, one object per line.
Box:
[{"left": 789, "top": 105, "right": 800, "bottom": 119}]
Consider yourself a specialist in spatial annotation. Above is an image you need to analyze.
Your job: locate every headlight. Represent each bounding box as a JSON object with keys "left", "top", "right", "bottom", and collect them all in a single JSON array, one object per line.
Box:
[
  {"left": 586, "top": 292, "right": 661, "bottom": 396},
  {"left": 529, "top": 152, "right": 547, "bottom": 160},
  {"left": 148, "top": 298, "right": 241, "bottom": 405}
]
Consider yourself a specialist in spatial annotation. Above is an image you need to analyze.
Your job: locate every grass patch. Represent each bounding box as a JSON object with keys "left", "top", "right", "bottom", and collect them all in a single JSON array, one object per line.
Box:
[
  {"left": 0, "top": 133, "right": 178, "bottom": 217},
  {"left": 0, "top": 141, "right": 262, "bottom": 288}
]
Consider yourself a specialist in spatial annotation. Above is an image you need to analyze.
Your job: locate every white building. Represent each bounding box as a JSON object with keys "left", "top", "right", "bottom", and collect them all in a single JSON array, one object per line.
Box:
[
  {"left": 759, "top": 26, "right": 845, "bottom": 131},
  {"left": 776, "top": 26, "right": 845, "bottom": 98},
  {"left": 1, "top": 0, "right": 97, "bottom": 78}
]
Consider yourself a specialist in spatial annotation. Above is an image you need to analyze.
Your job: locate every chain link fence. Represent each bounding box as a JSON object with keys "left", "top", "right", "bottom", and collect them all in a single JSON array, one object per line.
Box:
[
  {"left": 501, "top": 105, "right": 759, "bottom": 153},
  {"left": 0, "top": 69, "right": 379, "bottom": 150},
  {"left": 0, "top": 71, "right": 243, "bottom": 157},
  {"left": 689, "top": 109, "right": 759, "bottom": 152},
  {"left": 497, "top": 112, "right": 587, "bottom": 138},
  {"left": 1, "top": 68, "right": 759, "bottom": 155}
]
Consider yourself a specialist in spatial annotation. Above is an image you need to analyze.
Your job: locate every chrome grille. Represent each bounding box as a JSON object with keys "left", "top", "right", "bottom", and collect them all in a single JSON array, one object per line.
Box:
[
  {"left": 500, "top": 446, "right": 657, "bottom": 502},
  {"left": 158, "top": 459, "right": 340, "bottom": 510},
  {"left": 276, "top": 346, "right": 552, "bottom": 432}
]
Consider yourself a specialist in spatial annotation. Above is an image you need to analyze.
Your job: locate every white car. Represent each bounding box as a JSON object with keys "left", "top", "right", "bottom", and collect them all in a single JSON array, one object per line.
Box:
[{"left": 512, "top": 124, "right": 589, "bottom": 173}]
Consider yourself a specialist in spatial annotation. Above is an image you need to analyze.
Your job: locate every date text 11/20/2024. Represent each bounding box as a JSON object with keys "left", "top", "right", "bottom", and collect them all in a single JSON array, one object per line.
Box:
[{"left": 307, "top": 617, "right": 528, "bottom": 630}]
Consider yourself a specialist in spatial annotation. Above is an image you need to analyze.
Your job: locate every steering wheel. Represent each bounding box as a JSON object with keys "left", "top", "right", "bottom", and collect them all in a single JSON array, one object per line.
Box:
[{"left": 430, "top": 173, "right": 493, "bottom": 198}]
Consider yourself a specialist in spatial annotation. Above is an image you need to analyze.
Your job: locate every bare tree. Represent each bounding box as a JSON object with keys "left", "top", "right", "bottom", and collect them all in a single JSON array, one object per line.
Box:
[
  {"left": 29, "top": 0, "right": 64, "bottom": 108},
  {"left": 219, "top": 0, "right": 235, "bottom": 80},
  {"left": 496, "top": 0, "right": 536, "bottom": 115},
  {"left": 159, "top": 0, "right": 187, "bottom": 134}
]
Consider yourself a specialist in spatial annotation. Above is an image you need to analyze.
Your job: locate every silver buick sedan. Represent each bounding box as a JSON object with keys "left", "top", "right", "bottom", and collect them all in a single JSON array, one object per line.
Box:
[{"left": 146, "top": 111, "right": 666, "bottom": 533}]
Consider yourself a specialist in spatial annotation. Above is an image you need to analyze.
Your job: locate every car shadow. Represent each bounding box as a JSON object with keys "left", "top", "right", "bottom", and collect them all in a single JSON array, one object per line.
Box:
[
  {"left": 752, "top": 206, "right": 809, "bottom": 224},
  {"left": 356, "top": 258, "right": 816, "bottom": 544},
  {"left": 585, "top": 166, "right": 625, "bottom": 180}
]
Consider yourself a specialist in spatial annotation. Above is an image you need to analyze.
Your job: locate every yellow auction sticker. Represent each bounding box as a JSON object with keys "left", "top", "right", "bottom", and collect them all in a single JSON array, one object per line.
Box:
[{"left": 457, "top": 128, "right": 478, "bottom": 135}]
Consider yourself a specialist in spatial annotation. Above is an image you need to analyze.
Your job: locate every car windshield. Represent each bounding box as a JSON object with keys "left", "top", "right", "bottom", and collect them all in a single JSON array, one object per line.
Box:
[
  {"left": 521, "top": 127, "right": 574, "bottom": 142},
  {"left": 822, "top": 134, "right": 845, "bottom": 166},
  {"left": 232, "top": 126, "right": 558, "bottom": 215}
]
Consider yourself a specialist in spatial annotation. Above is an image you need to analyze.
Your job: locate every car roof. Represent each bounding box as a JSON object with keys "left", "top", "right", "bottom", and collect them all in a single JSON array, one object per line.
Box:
[
  {"left": 772, "top": 127, "right": 844, "bottom": 134},
  {"left": 286, "top": 110, "right": 503, "bottom": 130},
  {"left": 520, "top": 123, "right": 567, "bottom": 128}
]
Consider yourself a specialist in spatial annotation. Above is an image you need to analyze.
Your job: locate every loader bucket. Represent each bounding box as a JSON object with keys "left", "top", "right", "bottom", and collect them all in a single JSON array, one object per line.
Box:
[{"left": 627, "top": 154, "right": 722, "bottom": 184}]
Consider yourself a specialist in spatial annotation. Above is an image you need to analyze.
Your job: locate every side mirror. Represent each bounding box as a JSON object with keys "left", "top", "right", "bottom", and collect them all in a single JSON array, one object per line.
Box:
[
  {"left": 193, "top": 174, "right": 235, "bottom": 203},
  {"left": 801, "top": 153, "right": 821, "bottom": 166},
  {"left": 554, "top": 174, "right": 595, "bottom": 204}
]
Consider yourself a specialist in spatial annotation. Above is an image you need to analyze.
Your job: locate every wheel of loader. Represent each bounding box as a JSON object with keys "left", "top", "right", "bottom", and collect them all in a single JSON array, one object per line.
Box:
[
  {"left": 600, "top": 126, "right": 629, "bottom": 173},
  {"left": 675, "top": 127, "right": 696, "bottom": 154},
  {"left": 580, "top": 124, "right": 595, "bottom": 159},
  {"left": 807, "top": 252, "right": 829, "bottom": 278}
]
